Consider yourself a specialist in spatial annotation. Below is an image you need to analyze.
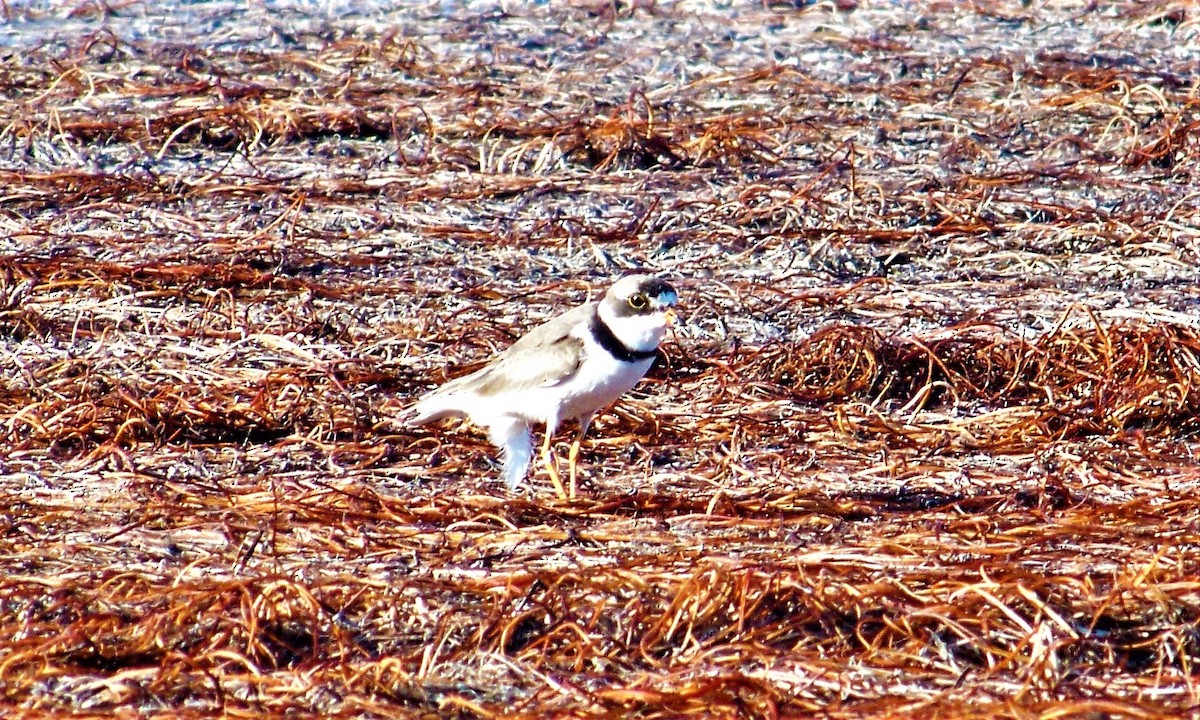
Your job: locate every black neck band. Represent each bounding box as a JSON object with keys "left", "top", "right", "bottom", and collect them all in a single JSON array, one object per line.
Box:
[{"left": 590, "top": 308, "right": 658, "bottom": 362}]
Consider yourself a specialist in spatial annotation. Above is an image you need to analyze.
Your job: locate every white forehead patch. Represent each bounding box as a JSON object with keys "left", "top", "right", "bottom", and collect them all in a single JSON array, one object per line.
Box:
[{"left": 655, "top": 289, "right": 679, "bottom": 306}]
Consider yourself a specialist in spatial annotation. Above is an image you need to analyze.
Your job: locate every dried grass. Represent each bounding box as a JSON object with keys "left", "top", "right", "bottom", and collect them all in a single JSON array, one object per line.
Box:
[{"left": 2, "top": 1, "right": 1200, "bottom": 718}]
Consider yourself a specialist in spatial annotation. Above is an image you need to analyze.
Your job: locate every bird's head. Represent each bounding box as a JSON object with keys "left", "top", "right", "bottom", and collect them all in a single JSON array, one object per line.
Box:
[{"left": 599, "top": 275, "right": 679, "bottom": 352}]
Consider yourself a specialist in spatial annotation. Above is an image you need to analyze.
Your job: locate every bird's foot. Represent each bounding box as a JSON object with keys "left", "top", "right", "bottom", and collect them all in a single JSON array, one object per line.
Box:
[
  {"left": 567, "top": 439, "right": 584, "bottom": 500},
  {"left": 540, "top": 443, "right": 568, "bottom": 500}
]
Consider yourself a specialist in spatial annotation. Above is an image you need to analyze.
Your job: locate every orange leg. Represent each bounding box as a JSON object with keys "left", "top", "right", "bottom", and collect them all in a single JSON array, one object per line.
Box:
[{"left": 540, "top": 429, "right": 567, "bottom": 499}]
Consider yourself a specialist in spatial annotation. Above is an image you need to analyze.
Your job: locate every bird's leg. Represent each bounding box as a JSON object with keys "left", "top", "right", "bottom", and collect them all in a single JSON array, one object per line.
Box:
[
  {"left": 540, "top": 427, "right": 567, "bottom": 499},
  {"left": 568, "top": 414, "right": 593, "bottom": 499}
]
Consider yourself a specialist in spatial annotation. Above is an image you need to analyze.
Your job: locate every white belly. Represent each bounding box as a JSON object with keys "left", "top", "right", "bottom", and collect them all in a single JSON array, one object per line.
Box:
[
  {"left": 550, "top": 349, "right": 653, "bottom": 423},
  {"left": 469, "top": 335, "right": 653, "bottom": 430}
]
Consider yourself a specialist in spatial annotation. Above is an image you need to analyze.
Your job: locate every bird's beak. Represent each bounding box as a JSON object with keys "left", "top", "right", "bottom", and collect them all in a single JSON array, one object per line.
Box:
[{"left": 664, "top": 307, "right": 678, "bottom": 326}]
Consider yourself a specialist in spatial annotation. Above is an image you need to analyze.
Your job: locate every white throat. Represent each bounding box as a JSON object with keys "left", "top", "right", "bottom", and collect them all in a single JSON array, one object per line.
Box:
[{"left": 596, "top": 301, "right": 668, "bottom": 354}]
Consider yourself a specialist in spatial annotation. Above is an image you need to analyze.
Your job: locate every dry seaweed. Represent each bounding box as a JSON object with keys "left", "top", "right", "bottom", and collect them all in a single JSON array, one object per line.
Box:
[{"left": 2, "top": 1, "right": 1200, "bottom": 718}]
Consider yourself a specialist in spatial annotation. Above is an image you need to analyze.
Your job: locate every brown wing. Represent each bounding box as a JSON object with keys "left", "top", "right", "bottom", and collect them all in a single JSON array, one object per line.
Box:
[{"left": 435, "top": 303, "right": 591, "bottom": 398}]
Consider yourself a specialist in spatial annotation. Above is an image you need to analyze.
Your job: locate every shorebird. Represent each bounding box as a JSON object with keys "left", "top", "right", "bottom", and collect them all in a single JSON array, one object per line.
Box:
[{"left": 407, "top": 275, "right": 679, "bottom": 495}]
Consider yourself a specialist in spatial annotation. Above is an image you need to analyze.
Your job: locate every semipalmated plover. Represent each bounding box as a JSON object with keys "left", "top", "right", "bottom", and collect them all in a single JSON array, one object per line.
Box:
[{"left": 408, "top": 275, "right": 679, "bottom": 495}]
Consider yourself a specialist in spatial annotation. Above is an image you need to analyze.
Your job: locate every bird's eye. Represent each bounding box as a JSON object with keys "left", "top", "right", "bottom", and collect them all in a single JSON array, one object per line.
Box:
[{"left": 627, "top": 293, "right": 648, "bottom": 310}]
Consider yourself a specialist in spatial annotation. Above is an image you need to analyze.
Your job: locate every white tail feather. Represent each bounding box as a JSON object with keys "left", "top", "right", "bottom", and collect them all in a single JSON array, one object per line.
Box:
[
  {"left": 406, "top": 394, "right": 464, "bottom": 427},
  {"left": 489, "top": 417, "right": 532, "bottom": 488}
]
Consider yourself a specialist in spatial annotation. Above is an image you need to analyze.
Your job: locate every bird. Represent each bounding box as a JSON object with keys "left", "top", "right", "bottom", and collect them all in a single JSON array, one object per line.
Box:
[{"left": 406, "top": 274, "right": 679, "bottom": 495}]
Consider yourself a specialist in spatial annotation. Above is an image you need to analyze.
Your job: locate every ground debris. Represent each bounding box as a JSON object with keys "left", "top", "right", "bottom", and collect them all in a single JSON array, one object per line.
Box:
[{"left": 2, "top": 1, "right": 1200, "bottom": 717}]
